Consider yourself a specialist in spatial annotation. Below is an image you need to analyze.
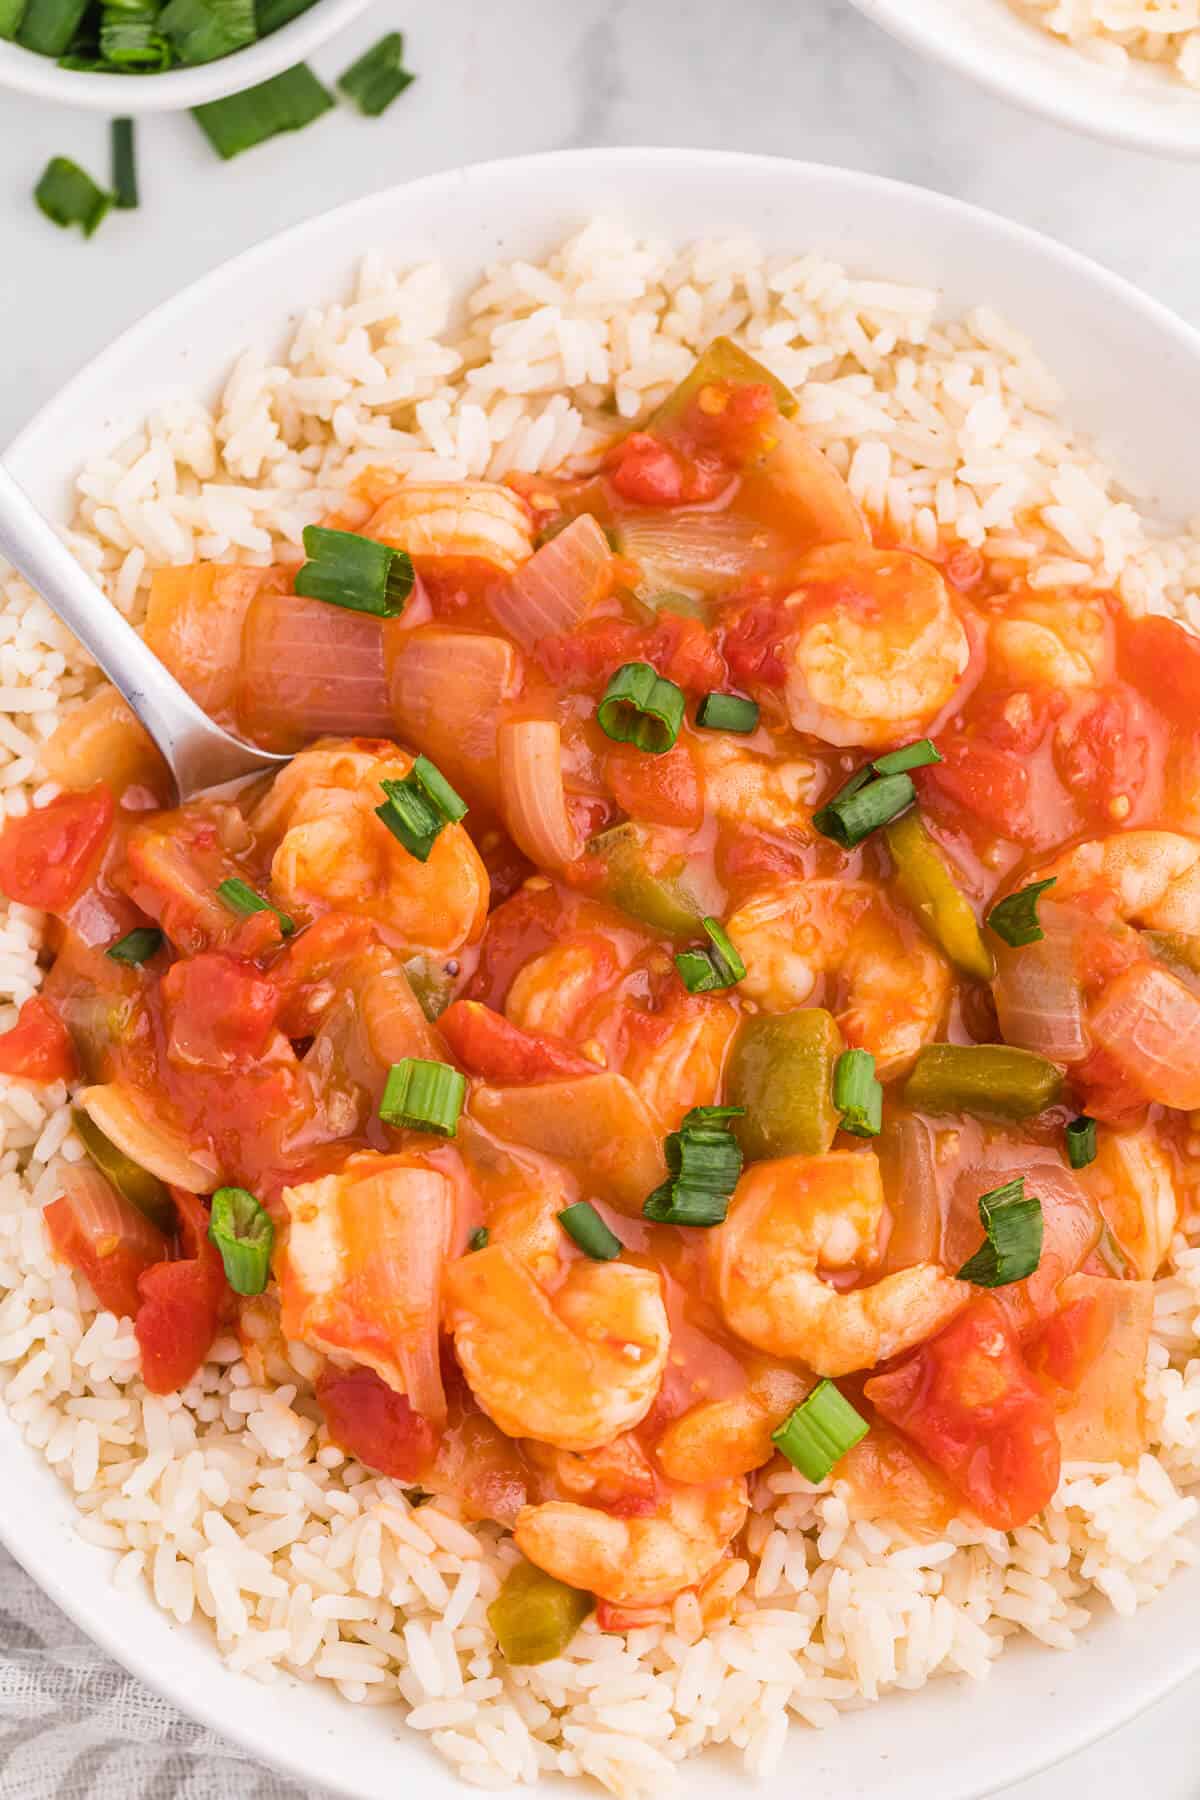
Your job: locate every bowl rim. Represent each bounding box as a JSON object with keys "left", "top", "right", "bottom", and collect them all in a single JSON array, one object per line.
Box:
[
  {"left": 848, "top": 0, "right": 1200, "bottom": 159},
  {"left": 7, "top": 145, "right": 1200, "bottom": 1797},
  {"left": 0, "top": 0, "right": 373, "bottom": 113}
]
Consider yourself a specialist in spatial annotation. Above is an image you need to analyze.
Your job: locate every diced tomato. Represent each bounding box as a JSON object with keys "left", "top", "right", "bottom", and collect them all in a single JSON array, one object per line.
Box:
[
  {"left": 271, "top": 913, "right": 376, "bottom": 1035},
  {"left": 864, "top": 1296, "right": 1061, "bottom": 1531},
  {"left": 43, "top": 1173, "right": 167, "bottom": 1321},
  {"left": 0, "top": 995, "right": 77, "bottom": 1083},
  {"left": 678, "top": 380, "right": 776, "bottom": 464},
  {"left": 1029, "top": 1291, "right": 1109, "bottom": 1392},
  {"left": 317, "top": 1362, "right": 439, "bottom": 1481},
  {"left": 603, "top": 738, "right": 703, "bottom": 829},
  {"left": 439, "top": 999, "right": 596, "bottom": 1083},
  {"left": 721, "top": 595, "right": 790, "bottom": 689},
  {"left": 717, "top": 828, "right": 809, "bottom": 895},
  {"left": 537, "top": 613, "right": 724, "bottom": 698},
  {"left": 1117, "top": 611, "right": 1200, "bottom": 729},
  {"left": 465, "top": 885, "right": 569, "bottom": 1010},
  {"left": 917, "top": 736, "right": 1034, "bottom": 843},
  {"left": 161, "top": 952, "right": 280, "bottom": 1071},
  {"left": 1070, "top": 1043, "right": 1152, "bottom": 1127},
  {"left": 0, "top": 784, "right": 114, "bottom": 913},
  {"left": 1054, "top": 686, "right": 1159, "bottom": 824},
  {"left": 118, "top": 811, "right": 241, "bottom": 955},
  {"left": 606, "top": 433, "right": 728, "bottom": 509},
  {"left": 134, "top": 1190, "right": 228, "bottom": 1395}
]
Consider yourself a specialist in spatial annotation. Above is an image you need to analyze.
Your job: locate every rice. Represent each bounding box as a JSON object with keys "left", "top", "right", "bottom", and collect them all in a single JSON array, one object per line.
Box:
[
  {"left": 1008, "top": 0, "right": 1200, "bottom": 88},
  {"left": 1, "top": 218, "right": 1200, "bottom": 1795}
]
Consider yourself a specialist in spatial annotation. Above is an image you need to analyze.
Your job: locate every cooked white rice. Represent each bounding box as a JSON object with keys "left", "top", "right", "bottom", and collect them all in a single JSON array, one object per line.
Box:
[
  {"left": 2, "top": 219, "right": 1200, "bottom": 1796},
  {"left": 1009, "top": 0, "right": 1200, "bottom": 88}
]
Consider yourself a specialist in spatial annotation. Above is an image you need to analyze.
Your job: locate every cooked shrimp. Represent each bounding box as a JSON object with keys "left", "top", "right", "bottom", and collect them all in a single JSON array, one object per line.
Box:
[
  {"left": 444, "top": 1245, "right": 670, "bottom": 1452},
  {"left": 525, "top": 1433, "right": 660, "bottom": 1512},
  {"left": 710, "top": 1152, "right": 968, "bottom": 1377},
  {"left": 1038, "top": 829, "right": 1200, "bottom": 933},
  {"left": 695, "top": 735, "right": 820, "bottom": 834},
  {"left": 1077, "top": 1126, "right": 1179, "bottom": 1280},
  {"left": 778, "top": 544, "right": 969, "bottom": 749},
  {"left": 364, "top": 481, "right": 534, "bottom": 575},
  {"left": 725, "top": 878, "right": 951, "bottom": 1077},
  {"left": 514, "top": 1477, "right": 748, "bottom": 1608},
  {"left": 249, "top": 739, "right": 489, "bottom": 954},
  {"left": 654, "top": 1365, "right": 811, "bottom": 1485},
  {"left": 505, "top": 932, "right": 627, "bottom": 1042},
  {"left": 987, "top": 591, "right": 1113, "bottom": 692}
]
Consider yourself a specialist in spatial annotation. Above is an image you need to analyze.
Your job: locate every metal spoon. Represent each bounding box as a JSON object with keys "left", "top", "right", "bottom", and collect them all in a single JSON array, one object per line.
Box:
[{"left": 0, "top": 463, "right": 290, "bottom": 802}]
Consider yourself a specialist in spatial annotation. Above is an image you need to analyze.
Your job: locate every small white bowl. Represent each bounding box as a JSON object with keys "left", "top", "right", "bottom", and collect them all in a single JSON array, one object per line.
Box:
[
  {"left": 848, "top": 0, "right": 1200, "bottom": 159},
  {"left": 0, "top": 0, "right": 373, "bottom": 113}
]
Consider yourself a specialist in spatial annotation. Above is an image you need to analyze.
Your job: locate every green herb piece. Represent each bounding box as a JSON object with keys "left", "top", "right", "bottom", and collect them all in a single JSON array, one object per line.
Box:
[
  {"left": 872, "top": 738, "right": 943, "bottom": 776},
  {"left": 813, "top": 768, "right": 915, "bottom": 850},
  {"left": 18, "top": 0, "right": 89, "bottom": 54},
  {"left": 379, "top": 1058, "right": 466, "bottom": 1136},
  {"left": 596, "top": 662, "right": 685, "bottom": 755},
  {"left": 0, "top": 0, "right": 27, "bottom": 41},
  {"left": 111, "top": 118, "right": 138, "bottom": 210},
  {"left": 1066, "top": 1115, "right": 1098, "bottom": 1171},
  {"left": 254, "top": 0, "right": 313, "bottom": 28},
  {"left": 216, "top": 876, "right": 295, "bottom": 935},
  {"left": 987, "top": 877, "right": 1057, "bottom": 949},
  {"left": 674, "top": 916, "right": 746, "bottom": 994},
  {"left": 192, "top": 62, "right": 334, "bottom": 159},
  {"left": 100, "top": 1, "right": 170, "bottom": 66},
  {"left": 160, "top": 0, "right": 255, "bottom": 62},
  {"left": 208, "top": 1185, "right": 274, "bottom": 1296},
  {"left": 833, "top": 1048, "right": 883, "bottom": 1138},
  {"left": 468, "top": 1226, "right": 489, "bottom": 1251},
  {"left": 643, "top": 1104, "right": 745, "bottom": 1227},
  {"left": 106, "top": 926, "right": 163, "bottom": 966},
  {"left": 376, "top": 756, "right": 467, "bottom": 863},
  {"left": 294, "top": 523, "right": 413, "bottom": 617},
  {"left": 557, "top": 1201, "right": 622, "bottom": 1262},
  {"left": 771, "top": 1379, "right": 869, "bottom": 1483},
  {"left": 35, "top": 158, "right": 113, "bottom": 239},
  {"left": 955, "top": 1176, "right": 1044, "bottom": 1289},
  {"left": 338, "top": 30, "right": 415, "bottom": 116},
  {"left": 695, "top": 691, "right": 759, "bottom": 735}
]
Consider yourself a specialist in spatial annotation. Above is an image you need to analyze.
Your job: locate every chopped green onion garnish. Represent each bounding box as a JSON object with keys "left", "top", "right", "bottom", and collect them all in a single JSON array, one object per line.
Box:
[
  {"left": 106, "top": 926, "right": 163, "bottom": 966},
  {"left": 771, "top": 1379, "right": 869, "bottom": 1483},
  {"left": 192, "top": 62, "right": 335, "bottom": 160},
  {"left": 111, "top": 118, "right": 138, "bottom": 210},
  {"left": 955, "top": 1176, "right": 1044, "bottom": 1288},
  {"left": 209, "top": 1186, "right": 274, "bottom": 1296},
  {"left": 338, "top": 30, "right": 416, "bottom": 116},
  {"left": 1066, "top": 1115, "right": 1097, "bottom": 1170},
  {"left": 254, "top": 0, "right": 316, "bottom": 29},
  {"left": 872, "top": 738, "right": 943, "bottom": 776},
  {"left": 468, "top": 1226, "right": 489, "bottom": 1251},
  {"left": 294, "top": 524, "right": 413, "bottom": 618},
  {"left": 35, "top": 157, "right": 112, "bottom": 239},
  {"left": 987, "top": 878, "right": 1057, "bottom": 949},
  {"left": 558, "top": 1201, "right": 622, "bottom": 1261},
  {"left": 100, "top": 2, "right": 170, "bottom": 67},
  {"left": 161, "top": 0, "right": 255, "bottom": 62},
  {"left": 379, "top": 1058, "right": 466, "bottom": 1136},
  {"left": 644, "top": 1104, "right": 744, "bottom": 1227},
  {"left": 0, "top": 0, "right": 25, "bottom": 41},
  {"left": 596, "top": 662, "right": 686, "bottom": 755},
  {"left": 674, "top": 917, "right": 746, "bottom": 994},
  {"left": 216, "top": 876, "right": 295, "bottom": 936},
  {"left": 376, "top": 756, "right": 467, "bottom": 863},
  {"left": 813, "top": 768, "right": 915, "bottom": 850},
  {"left": 695, "top": 691, "right": 760, "bottom": 735},
  {"left": 833, "top": 1049, "right": 883, "bottom": 1138},
  {"left": 18, "top": 0, "right": 88, "bottom": 55}
]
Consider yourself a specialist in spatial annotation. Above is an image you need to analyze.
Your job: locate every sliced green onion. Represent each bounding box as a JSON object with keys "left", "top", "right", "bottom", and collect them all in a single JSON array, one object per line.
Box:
[
  {"left": 254, "top": 0, "right": 315, "bottom": 29},
  {"left": 674, "top": 916, "right": 746, "bottom": 994},
  {"left": 833, "top": 1049, "right": 883, "bottom": 1138},
  {"left": 771, "top": 1379, "right": 869, "bottom": 1483},
  {"left": 695, "top": 691, "right": 760, "bottom": 735},
  {"left": 338, "top": 30, "right": 416, "bottom": 116},
  {"left": 987, "top": 878, "right": 1057, "bottom": 949},
  {"left": 596, "top": 662, "right": 685, "bottom": 755},
  {"left": 0, "top": 0, "right": 26, "bottom": 41},
  {"left": 208, "top": 1185, "right": 274, "bottom": 1296},
  {"left": 379, "top": 1058, "right": 466, "bottom": 1136},
  {"left": 216, "top": 876, "right": 295, "bottom": 936},
  {"left": 160, "top": 0, "right": 256, "bottom": 62},
  {"left": 558, "top": 1201, "right": 622, "bottom": 1261},
  {"left": 872, "top": 738, "right": 943, "bottom": 776},
  {"left": 468, "top": 1226, "right": 489, "bottom": 1251},
  {"left": 111, "top": 118, "right": 138, "bottom": 211},
  {"left": 18, "top": 0, "right": 89, "bottom": 54},
  {"left": 644, "top": 1104, "right": 744, "bottom": 1227},
  {"left": 1066, "top": 1114, "right": 1097, "bottom": 1171},
  {"left": 376, "top": 756, "right": 467, "bottom": 863},
  {"left": 294, "top": 524, "right": 413, "bottom": 618},
  {"left": 106, "top": 926, "right": 163, "bottom": 966},
  {"left": 955, "top": 1176, "right": 1044, "bottom": 1288},
  {"left": 35, "top": 158, "right": 113, "bottom": 239},
  {"left": 100, "top": 0, "right": 170, "bottom": 64},
  {"left": 192, "top": 63, "right": 335, "bottom": 160},
  {"left": 813, "top": 768, "right": 915, "bottom": 850}
]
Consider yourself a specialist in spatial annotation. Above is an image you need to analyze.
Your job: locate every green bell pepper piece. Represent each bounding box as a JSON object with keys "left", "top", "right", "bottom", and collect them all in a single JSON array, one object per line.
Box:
[
  {"left": 903, "top": 1043, "right": 1063, "bottom": 1121},
  {"left": 885, "top": 810, "right": 994, "bottom": 982},
  {"left": 586, "top": 823, "right": 714, "bottom": 937},
  {"left": 727, "top": 1008, "right": 844, "bottom": 1160},
  {"left": 487, "top": 1559, "right": 593, "bottom": 1665},
  {"left": 72, "top": 1108, "right": 173, "bottom": 1229}
]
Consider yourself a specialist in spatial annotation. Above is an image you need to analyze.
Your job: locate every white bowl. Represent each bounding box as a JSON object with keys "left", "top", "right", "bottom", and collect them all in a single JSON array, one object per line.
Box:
[
  {"left": 848, "top": 0, "right": 1200, "bottom": 158},
  {"left": 0, "top": 0, "right": 373, "bottom": 113},
  {"left": 6, "top": 148, "right": 1200, "bottom": 1799}
]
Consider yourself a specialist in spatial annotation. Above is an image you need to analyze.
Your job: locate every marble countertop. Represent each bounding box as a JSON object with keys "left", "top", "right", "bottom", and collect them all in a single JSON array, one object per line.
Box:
[{"left": 2, "top": 0, "right": 1200, "bottom": 1792}]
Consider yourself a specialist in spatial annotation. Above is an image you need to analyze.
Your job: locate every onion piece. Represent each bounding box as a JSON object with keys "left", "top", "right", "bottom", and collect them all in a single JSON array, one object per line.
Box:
[
  {"left": 488, "top": 514, "right": 613, "bottom": 649},
  {"left": 991, "top": 902, "right": 1089, "bottom": 1064},
  {"left": 390, "top": 627, "right": 523, "bottom": 807},
  {"left": 616, "top": 507, "right": 794, "bottom": 599},
  {"left": 143, "top": 564, "right": 286, "bottom": 723},
  {"left": 1050, "top": 1272, "right": 1154, "bottom": 1463},
  {"left": 348, "top": 1163, "right": 450, "bottom": 1424},
  {"left": 43, "top": 1160, "right": 168, "bottom": 1319},
  {"left": 879, "top": 1115, "right": 941, "bottom": 1271},
  {"left": 945, "top": 1156, "right": 1101, "bottom": 1339},
  {"left": 470, "top": 1071, "right": 666, "bottom": 1216},
  {"left": 759, "top": 414, "right": 868, "bottom": 547},
  {"left": 76, "top": 1082, "right": 220, "bottom": 1192},
  {"left": 1089, "top": 963, "right": 1200, "bottom": 1111},
  {"left": 498, "top": 719, "right": 580, "bottom": 871},
  {"left": 239, "top": 589, "right": 393, "bottom": 752}
]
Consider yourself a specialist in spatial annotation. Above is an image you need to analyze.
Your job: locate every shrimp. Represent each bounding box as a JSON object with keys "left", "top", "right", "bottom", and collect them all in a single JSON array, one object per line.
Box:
[
  {"left": 364, "top": 481, "right": 535, "bottom": 575},
  {"left": 525, "top": 1433, "right": 660, "bottom": 1512},
  {"left": 695, "top": 735, "right": 820, "bottom": 834},
  {"left": 1039, "top": 830, "right": 1200, "bottom": 933},
  {"left": 725, "top": 878, "right": 951, "bottom": 1077},
  {"left": 777, "top": 544, "right": 970, "bottom": 749},
  {"left": 514, "top": 1477, "right": 748, "bottom": 1608},
  {"left": 1077, "top": 1126, "right": 1179, "bottom": 1280},
  {"left": 444, "top": 1245, "right": 670, "bottom": 1453},
  {"left": 249, "top": 739, "right": 489, "bottom": 955},
  {"left": 987, "top": 590, "right": 1113, "bottom": 692},
  {"left": 654, "top": 1365, "right": 811, "bottom": 1485},
  {"left": 710, "top": 1152, "right": 968, "bottom": 1377}
]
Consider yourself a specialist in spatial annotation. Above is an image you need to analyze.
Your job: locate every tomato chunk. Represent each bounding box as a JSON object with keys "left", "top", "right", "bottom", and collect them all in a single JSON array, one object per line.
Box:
[
  {"left": 134, "top": 1189, "right": 228, "bottom": 1394},
  {"left": 537, "top": 613, "right": 725, "bottom": 698},
  {"left": 0, "top": 995, "right": 77, "bottom": 1083},
  {"left": 439, "top": 999, "right": 596, "bottom": 1083},
  {"left": 603, "top": 738, "right": 703, "bottom": 829},
  {"left": 1117, "top": 611, "right": 1200, "bottom": 728},
  {"left": 865, "top": 1296, "right": 1061, "bottom": 1530},
  {"left": 0, "top": 784, "right": 114, "bottom": 913},
  {"left": 162, "top": 952, "right": 280, "bottom": 1071},
  {"left": 316, "top": 1362, "right": 439, "bottom": 1481}
]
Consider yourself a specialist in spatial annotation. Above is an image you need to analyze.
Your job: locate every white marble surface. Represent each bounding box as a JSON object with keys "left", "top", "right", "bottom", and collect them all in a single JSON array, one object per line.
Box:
[{"left": 2, "top": 0, "right": 1200, "bottom": 1792}]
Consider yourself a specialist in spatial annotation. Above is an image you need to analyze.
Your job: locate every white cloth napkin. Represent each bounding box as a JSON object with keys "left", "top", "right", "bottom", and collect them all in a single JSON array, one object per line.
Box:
[{"left": 0, "top": 1550, "right": 326, "bottom": 1799}]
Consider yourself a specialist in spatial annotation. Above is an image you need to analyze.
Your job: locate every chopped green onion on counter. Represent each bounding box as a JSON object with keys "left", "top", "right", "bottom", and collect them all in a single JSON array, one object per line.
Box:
[
  {"left": 192, "top": 62, "right": 334, "bottom": 159},
  {"left": 379, "top": 1058, "right": 466, "bottom": 1137},
  {"left": 160, "top": 0, "right": 254, "bottom": 63},
  {"left": 295, "top": 525, "right": 413, "bottom": 618},
  {"left": 772, "top": 1379, "right": 869, "bottom": 1483},
  {"left": 955, "top": 1176, "right": 1043, "bottom": 1289},
  {"left": 338, "top": 30, "right": 416, "bottom": 117},
  {"left": 596, "top": 662, "right": 685, "bottom": 755},
  {"left": 643, "top": 1104, "right": 744, "bottom": 1227},
  {"left": 833, "top": 1048, "right": 883, "bottom": 1138},
  {"left": 557, "top": 1201, "right": 622, "bottom": 1262},
  {"left": 216, "top": 876, "right": 295, "bottom": 935},
  {"left": 987, "top": 877, "right": 1057, "bottom": 949},
  {"left": 208, "top": 1184, "right": 274, "bottom": 1295},
  {"left": 35, "top": 156, "right": 113, "bottom": 238},
  {"left": 111, "top": 117, "right": 138, "bottom": 209},
  {"left": 106, "top": 925, "right": 163, "bottom": 966},
  {"left": 674, "top": 917, "right": 745, "bottom": 994},
  {"left": 376, "top": 756, "right": 468, "bottom": 863}
]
